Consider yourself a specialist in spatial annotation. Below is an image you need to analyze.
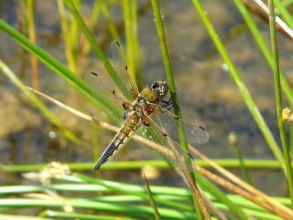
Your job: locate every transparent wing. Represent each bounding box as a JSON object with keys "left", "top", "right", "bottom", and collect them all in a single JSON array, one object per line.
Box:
[
  {"left": 84, "top": 72, "right": 132, "bottom": 125},
  {"left": 150, "top": 105, "right": 209, "bottom": 144},
  {"left": 136, "top": 115, "right": 195, "bottom": 171},
  {"left": 111, "top": 41, "right": 139, "bottom": 101}
]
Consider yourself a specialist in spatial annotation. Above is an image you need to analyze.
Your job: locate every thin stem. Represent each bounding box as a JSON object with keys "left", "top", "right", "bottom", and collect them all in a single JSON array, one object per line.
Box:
[
  {"left": 235, "top": 0, "right": 293, "bottom": 106},
  {"left": 25, "top": 0, "right": 39, "bottom": 90},
  {"left": 150, "top": 0, "right": 209, "bottom": 219},
  {"left": 229, "top": 133, "right": 252, "bottom": 185},
  {"left": 193, "top": 0, "right": 286, "bottom": 173},
  {"left": 80, "top": 0, "right": 102, "bottom": 56},
  {"left": 268, "top": 0, "right": 293, "bottom": 209},
  {"left": 64, "top": 0, "right": 128, "bottom": 95},
  {"left": 273, "top": 0, "right": 293, "bottom": 30},
  {"left": 101, "top": 0, "right": 121, "bottom": 43},
  {"left": 123, "top": 0, "right": 139, "bottom": 83},
  {"left": 57, "top": 0, "right": 77, "bottom": 72},
  {"left": 150, "top": 0, "right": 191, "bottom": 169}
]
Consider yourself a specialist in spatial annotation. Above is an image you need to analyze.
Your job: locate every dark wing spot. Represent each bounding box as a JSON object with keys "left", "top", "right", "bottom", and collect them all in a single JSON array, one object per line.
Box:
[
  {"left": 188, "top": 152, "right": 194, "bottom": 159},
  {"left": 199, "top": 125, "right": 206, "bottom": 131},
  {"left": 91, "top": 72, "right": 98, "bottom": 76},
  {"left": 125, "top": 66, "right": 128, "bottom": 71},
  {"left": 112, "top": 90, "right": 116, "bottom": 94},
  {"left": 116, "top": 41, "right": 120, "bottom": 47},
  {"left": 92, "top": 117, "right": 101, "bottom": 123}
]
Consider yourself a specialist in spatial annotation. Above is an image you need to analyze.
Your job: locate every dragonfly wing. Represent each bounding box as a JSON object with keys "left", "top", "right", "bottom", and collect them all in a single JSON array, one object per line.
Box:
[
  {"left": 150, "top": 105, "right": 209, "bottom": 144},
  {"left": 111, "top": 41, "right": 139, "bottom": 101},
  {"left": 84, "top": 72, "right": 131, "bottom": 125},
  {"left": 136, "top": 117, "right": 195, "bottom": 171}
]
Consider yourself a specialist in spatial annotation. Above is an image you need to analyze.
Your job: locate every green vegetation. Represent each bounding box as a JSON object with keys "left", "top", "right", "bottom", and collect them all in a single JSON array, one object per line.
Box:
[{"left": 0, "top": 0, "right": 292, "bottom": 219}]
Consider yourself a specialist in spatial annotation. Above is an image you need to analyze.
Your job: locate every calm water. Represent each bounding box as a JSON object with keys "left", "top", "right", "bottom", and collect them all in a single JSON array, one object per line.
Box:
[{"left": 0, "top": 0, "right": 291, "bottom": 195}]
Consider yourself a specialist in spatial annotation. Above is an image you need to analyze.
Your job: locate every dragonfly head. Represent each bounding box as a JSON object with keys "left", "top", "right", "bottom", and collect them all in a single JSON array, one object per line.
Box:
[{"left": 151, "top": 81, "right": 169, "bottom": 99}]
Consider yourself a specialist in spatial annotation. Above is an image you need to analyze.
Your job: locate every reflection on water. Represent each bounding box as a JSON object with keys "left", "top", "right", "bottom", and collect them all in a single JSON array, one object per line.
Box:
[{"left": 0, "top": 0, "right": 291, "bottom": 195}]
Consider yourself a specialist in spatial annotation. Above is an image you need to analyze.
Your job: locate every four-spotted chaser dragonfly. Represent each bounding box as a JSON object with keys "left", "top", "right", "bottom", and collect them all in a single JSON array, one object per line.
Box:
[{"left": 85, "top": 41, "right": 209, "bottom": 171}]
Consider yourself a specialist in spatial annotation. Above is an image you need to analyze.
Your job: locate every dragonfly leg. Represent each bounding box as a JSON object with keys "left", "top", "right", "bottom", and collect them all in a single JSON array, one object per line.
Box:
[{"left": 161, "top": 95, "right": 173, "bottom": 110}]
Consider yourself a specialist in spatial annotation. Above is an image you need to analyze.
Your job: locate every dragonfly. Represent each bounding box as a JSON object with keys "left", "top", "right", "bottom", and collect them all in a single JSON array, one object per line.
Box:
[{"left": 85, "top": 40, "right": 209, "bottom": 171}]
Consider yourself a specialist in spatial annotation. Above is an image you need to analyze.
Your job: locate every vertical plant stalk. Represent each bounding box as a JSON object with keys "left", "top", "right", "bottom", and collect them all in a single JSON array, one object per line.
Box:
[
  {"left": 234, "top": 0, "right": 293, "bottom": 159},
  {"left": 235, "top": 0, "right": 293, "bottom": 106},
  {"left": 25, "top": 0, "right": 39, "bottom": 90},
  {"left": 150, "top": 1, "right": 192, "bottom": 170},
  {"left": 123, "top": 0, "right": 136, "bottom": 81},
  {"left": 122, "top": 0, "right": 143, "bottom": 89},
  {"left": 57, "top": 0, "right": 77, "bottom": 72},
  {"left": 150, "top": 0, "right": 210, "bottom": 219},
  {"left": 80, "top": 0, "right": 102, "bottom": 56},
  {"left": 91, "top": 123, "right": 100, "bottom": 177},
  {"left": 101, "top": 0, "right": 121, "bottom": 43},
  {"left": 143, "top": 174, "right": 162, "bottom": 220},
  {"left": 269, "top": 0, "right": 293, "bottom": 30},
  {"left": 64, "top": 0, "right": 125, "bottom": 92},
  {"left": 229, "top": 133, "right": 252, "bottom": 185},
  {"left": 268, "top": 0, "right": 293, "bottom": 209},
  {"left": 192, "top": 0, "right": 286, "bottom": 173},
  {"left": 129, "top": 2, "right": 144, "bottom": 89},
  {"left": 69, "top": 0, "right": 81, "bottom": 73}
]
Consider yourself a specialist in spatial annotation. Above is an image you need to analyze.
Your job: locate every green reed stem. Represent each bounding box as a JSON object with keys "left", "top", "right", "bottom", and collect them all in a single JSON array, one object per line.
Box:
[
  {"left": 3, "top": 159, "right": 293, "bottom": 172},
  {"left": 151, "top": 1, "right": 208, "bottom": 219},
  {"left": 192, "top": 0, "right": 286, "bottom": 174},
  {"left": 130, "top": 2, "right": 143, "bottom": 88},
  {"left": 274, "top": 0, "right": 293, "bottom": 30},
  {"left": 91, "top": 123, "right": 100, "bottom": 177},
  {"left": 234, "top": 0, "right": 293, "bottom": 106},
  {"left": 0, "top": 18, "right": 121, "bottom": 125},
  {"left": 235, "top": 148, "right": 252, "bottom": 186},
  {"left": 268, "top": 0, "right": 293, "bottom": 208},
  {"left": 194, "top": 172, "right": 248, "bottom": 220},
  {"left": 57, "top": 0, "right": 77, "bottom": 72},
  {"left": 234, "top": 0, "right": 293, "bottom": 158},
  {"left": 74, "top": 173, "right": 195, "bottom": 212},
  {"left": 229, "top": 133, "right": 252, "bottom": 185},
  {"left": 123, "top": 0, "right": 142, "bottom": 88},
  {"left": 150, "top": 0, "right": 191, "bottom": 166},
  {"left": 69, "top": 0, "right": 81, "bottom": 64},
  {"left": 101, "top": 0, "right": 121, "bottom": 43},
  {"left": 64, "top": 0, "right": 128, "bottom": 95},
  {"left": 123, "top": 0, "right": 137, "bottom": 82},
  {"left": 25, "top": 0, "right": 39, "bottom": 90},
  {"left": 80, "top": 0, "right": 102, "bottom": 56},
  {"left": 143, "top": 175, "right": 162, "bottom": 220},
  {"left": 290, "top": 123, "right": 293, "bottom": 156},
  {"left": 150, "top": 1, "right": 248, "bottom": 218}
]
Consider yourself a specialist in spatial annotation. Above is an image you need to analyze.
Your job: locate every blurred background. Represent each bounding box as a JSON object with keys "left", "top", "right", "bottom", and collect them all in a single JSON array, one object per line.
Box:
[{"left": 1, "top": 0, "right": 292, "bottom": 195}]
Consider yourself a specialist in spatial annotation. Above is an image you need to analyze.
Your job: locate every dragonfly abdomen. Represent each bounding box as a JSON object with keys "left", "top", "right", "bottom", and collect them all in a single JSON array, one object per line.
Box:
[{"left": 93, "top": 113, "right": 141, "bottom": 171}]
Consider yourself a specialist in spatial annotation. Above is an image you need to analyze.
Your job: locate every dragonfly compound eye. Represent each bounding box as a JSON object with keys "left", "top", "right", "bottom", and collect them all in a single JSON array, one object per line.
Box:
[
  {"left": 151, "top": 81, "right": 159, "bottom": 90},
  {"left": 151, "top": 81, "right": 169, "bottom": 96},
  {"left": 161, "top": 81, "right": 169, "bottom": 95}
]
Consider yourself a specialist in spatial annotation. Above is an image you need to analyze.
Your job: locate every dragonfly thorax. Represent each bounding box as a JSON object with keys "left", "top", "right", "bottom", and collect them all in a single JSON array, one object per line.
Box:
[{"left": 138, "top": 81, "right": 169, "bottom": 106}]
